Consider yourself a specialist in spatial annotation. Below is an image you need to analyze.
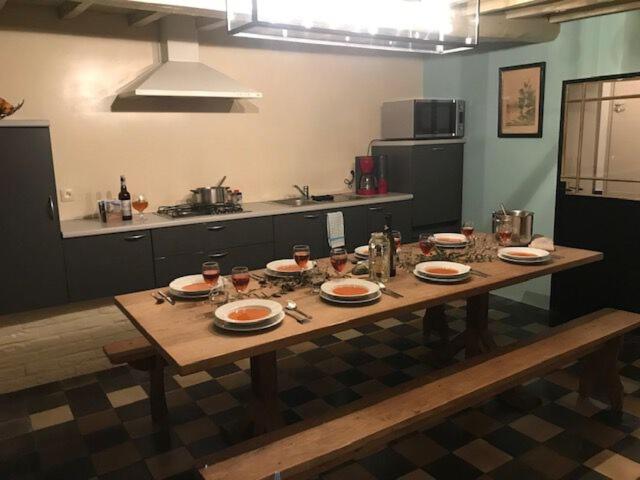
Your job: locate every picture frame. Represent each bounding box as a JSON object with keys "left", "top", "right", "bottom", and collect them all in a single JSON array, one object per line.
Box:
[{"left": 498, "top": 62, "right": 546, "bottom": 138}]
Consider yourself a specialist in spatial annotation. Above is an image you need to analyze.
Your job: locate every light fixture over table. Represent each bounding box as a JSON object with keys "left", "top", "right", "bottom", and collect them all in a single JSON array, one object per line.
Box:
[{"left": 226, "top": 0, "right": 479, "bottom": 54}]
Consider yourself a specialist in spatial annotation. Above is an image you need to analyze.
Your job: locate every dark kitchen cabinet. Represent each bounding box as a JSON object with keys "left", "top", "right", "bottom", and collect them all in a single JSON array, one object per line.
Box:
[
  {"left": 373, "top": 142, "right": 464, "bottom": 237},
  {"left": 203, "top": 217, "right": 273, "bottom": 250},
  {"left": 365, "top": 201, "right": 412, "bottom": 240},
  {"left": 0, "top": 125, "right": 68, "bottom": 314},
  {"left": 205, "top": 243, "right": 274, "bottom": 274},
  {"left": 64, "top": 231, "right": 155, "bottom": 301}
]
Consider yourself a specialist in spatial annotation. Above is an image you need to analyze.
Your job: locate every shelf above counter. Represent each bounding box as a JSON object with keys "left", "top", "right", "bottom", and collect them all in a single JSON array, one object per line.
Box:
[{"left": 60, "top": 192, "right": 413, "bottom": 238}]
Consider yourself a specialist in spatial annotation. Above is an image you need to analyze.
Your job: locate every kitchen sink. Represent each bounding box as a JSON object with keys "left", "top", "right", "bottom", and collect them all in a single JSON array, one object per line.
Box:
[{"left": 272, "top": 198, "right": 318, "bottom": 207}]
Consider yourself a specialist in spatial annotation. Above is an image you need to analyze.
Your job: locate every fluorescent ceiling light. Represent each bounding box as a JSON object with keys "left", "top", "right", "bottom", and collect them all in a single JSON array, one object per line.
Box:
[{"left": 226, "top": 0, "right": 479, "bottom": 54}]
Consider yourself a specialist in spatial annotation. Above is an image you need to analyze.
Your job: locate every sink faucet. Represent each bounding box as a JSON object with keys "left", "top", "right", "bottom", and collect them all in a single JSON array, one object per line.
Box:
[{"left": 293, "top": 185, "right": 310, "bottom": 200}]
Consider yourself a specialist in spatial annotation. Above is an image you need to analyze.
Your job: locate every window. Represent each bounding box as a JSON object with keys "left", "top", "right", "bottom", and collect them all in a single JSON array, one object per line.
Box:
[{"left": 560, "top": 75, "right": 640, "bottom": 200}]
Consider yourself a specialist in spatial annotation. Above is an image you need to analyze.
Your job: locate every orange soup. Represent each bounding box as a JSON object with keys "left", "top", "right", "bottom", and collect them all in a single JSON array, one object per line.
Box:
[
  {"left": 183, "top": 282, "right": 211, "bottom": 292},
  {"left": 425, "top": 267, "right": 460, "bottom": 276},
  {"left": 332, "top": 285, "right": 369, "bottom": 296},
  {"left": 277, "top": 264, "right": 303, "bottom": 272},
  {"left": 228, "top": 306, "right": 271, "bottom": 321},
  {"left": 509, "top": 251, "right": 538, "bottom": 257}
]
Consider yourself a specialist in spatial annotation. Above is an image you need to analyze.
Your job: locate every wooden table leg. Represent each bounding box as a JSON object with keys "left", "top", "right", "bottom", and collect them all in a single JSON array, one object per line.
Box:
[
  {"left": 250, "top": 351, "right": 284, "bottom": 435},
  {"left": 131, "top": 355, "right": 168, "bottom": 425},
  {"left": 423, "top": 305, "right": 447, "bottom": 342},
  {"left": 579, "top": 336, "right": 624, "bottom": 411}
]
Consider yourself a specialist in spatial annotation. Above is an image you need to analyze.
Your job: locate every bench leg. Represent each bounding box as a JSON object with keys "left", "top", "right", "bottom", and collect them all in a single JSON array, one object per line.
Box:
[
  {"left": 423, "top": 305, "right": 447, "bottom": 341},
  {"left": 579, "top": 337, "right": 624, "bottom": 411},
  {"left": 250, "top": 351, "right": 283, "bottom": 435}
]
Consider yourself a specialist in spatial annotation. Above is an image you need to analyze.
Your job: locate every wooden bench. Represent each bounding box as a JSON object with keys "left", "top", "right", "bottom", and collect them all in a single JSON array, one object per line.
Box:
[
  {"left": 199, "top": 309, "right": 640, "bottom": 480},
  {"left": 103, "top": 336, "right": 168, "bottom": 423}
]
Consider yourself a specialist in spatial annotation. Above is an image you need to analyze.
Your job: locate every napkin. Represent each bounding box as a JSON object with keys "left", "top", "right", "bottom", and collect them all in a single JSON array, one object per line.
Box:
[
  {"left": 529, "top": 235, "right": 555, "bottom": 252},
  {"left": 327, "top": 211, "right": 345, "bottom": 248}
]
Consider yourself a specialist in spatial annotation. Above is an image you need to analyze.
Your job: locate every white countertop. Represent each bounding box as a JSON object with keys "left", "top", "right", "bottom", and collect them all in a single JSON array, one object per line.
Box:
[{"left": 60, "top": 192, "right": 413, "bottom": 238}]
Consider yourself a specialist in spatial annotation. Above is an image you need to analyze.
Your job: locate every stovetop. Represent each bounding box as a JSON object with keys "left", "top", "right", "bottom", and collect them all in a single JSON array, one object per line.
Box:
[{"left": 157, "top": 203, "right": 245, "bottom": 218}]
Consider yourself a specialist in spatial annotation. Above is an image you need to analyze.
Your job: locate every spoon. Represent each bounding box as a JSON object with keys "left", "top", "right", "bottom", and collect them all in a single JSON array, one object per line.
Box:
[{"left": 286, "top": 300, "right": 312, "bottom": 320}]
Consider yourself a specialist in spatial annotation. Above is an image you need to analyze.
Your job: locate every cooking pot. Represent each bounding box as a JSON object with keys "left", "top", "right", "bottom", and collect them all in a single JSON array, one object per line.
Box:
[
  {"left": 191, "top": 186, "right": 229, "bottom": 205},
  {"left": 492, "top": 210, "right": 534, "bottom": 246}
]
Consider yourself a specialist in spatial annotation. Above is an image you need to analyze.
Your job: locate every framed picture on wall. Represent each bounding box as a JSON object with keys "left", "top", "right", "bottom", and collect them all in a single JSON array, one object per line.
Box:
[{"left": 498, "top": 62, "right": 546, "bottom": 137}]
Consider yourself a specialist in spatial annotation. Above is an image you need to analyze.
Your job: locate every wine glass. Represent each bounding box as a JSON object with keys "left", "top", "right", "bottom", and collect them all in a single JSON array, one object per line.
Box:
[
  {"left": 495, "top": 216, "right": 514, "bottom": 246},
  {"left": 293, "top": 245, "right": 311, "bottom": 281},
  {"left": 461, "top": 221, "right": 475, "bottom": 240},
  {"left": 202, "top": 261, "right": 220, "bottom": 296},
  {"left": 231, "top": 266, "right": 250, "bottom": 299},
  {"left": 132, "top": 194, "right": 149, "bottom": 220},
  {"left": 419, "top": 233, "right": 436, "bottom": 256},
  {"left": 330, "top": 247, "right": 348, "bottom": 277}
]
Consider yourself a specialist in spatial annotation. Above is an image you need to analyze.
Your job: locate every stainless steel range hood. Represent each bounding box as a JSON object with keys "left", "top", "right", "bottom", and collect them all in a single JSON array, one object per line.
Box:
[{"left": 118, "top": 16, "right": 262, "bottom": 99}]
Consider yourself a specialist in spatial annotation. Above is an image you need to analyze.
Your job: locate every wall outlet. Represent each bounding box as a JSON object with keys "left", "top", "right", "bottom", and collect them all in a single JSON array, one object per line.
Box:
[{"left": 60, "top": 188, "right": 74, "bottom": 202}]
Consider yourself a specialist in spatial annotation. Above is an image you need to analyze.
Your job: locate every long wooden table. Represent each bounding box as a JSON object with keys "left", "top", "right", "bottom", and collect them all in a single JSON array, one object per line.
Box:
[{"left": 115, "top": 242, "right": 602, "bottom": 432}]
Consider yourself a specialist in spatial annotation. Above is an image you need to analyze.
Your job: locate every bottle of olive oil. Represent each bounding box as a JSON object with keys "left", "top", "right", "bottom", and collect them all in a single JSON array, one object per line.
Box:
[
  {"left": 383, "top": 214, "right": 396, "bottom": 277},
  {"left": 119, "top": 175, "right": 132, "bottom": 221}
]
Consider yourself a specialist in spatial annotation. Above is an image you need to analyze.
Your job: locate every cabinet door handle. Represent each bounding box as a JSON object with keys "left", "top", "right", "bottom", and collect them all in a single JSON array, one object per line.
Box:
[
  {"left": 368, "top": 207, "right": 383, "bottom": 212},
  {"left": 208, "top": 251, "right": 229, "bottom": 259},
  {"left": 303, "top": 214, "right": 319, "bottom": 219},
  {"left": 47, "top": 196, "right": 55, "bottom": 220},
  {"left": 207, "top": 225, "right": 226, "bottom": 231},
  {"left": 124, "top": 234, "right": 146, "bottom": 241},
  {"left": 431, "top": 147, "right": 445, "bottom": 151}
]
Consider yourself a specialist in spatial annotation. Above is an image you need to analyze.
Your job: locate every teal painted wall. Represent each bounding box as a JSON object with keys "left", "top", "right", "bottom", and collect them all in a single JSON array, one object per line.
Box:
[{"left": 424, "top": 11, "right": 640, "bottom": 308}]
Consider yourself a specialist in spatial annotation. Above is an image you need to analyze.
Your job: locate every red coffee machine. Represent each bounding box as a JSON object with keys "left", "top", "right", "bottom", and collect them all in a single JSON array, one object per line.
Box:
[{"left": 355, "top": 156, "right": 378, "bottom": 195}]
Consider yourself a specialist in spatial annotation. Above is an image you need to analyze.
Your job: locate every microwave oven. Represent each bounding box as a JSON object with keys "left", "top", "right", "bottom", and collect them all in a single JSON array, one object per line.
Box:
[{"left": 381, "top": 99, "right": 465, "bottom": 140}]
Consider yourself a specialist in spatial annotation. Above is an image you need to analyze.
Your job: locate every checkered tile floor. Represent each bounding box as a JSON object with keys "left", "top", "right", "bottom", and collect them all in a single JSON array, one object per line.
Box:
[{"left": 2, "top": 295, "right": 640, "bottom": 480}]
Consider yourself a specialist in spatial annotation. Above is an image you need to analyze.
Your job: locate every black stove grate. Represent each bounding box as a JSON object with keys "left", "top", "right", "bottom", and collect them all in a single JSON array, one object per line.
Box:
[{"left": 157, "top": 203, "right": 244, "bottom": 218}]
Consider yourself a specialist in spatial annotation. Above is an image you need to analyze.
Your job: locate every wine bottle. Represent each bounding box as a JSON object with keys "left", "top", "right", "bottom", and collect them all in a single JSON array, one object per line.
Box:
[
  {"left": 383, "top": 214, "right": 396, "bottom": 277},
  {"left": 119, "top": 175, "right": 132, "bottom": 221}
]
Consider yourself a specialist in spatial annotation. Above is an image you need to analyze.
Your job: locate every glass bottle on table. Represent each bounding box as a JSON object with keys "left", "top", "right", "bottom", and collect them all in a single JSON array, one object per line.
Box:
[
  {"left": 495, "top": 216, "right": 514, "bottom": 246},
  {"left": 383, "top": 215, "right": 396, "bottom": 277},
  {"left": 368, "top": 232, "right": 390, "bottom": 283}
]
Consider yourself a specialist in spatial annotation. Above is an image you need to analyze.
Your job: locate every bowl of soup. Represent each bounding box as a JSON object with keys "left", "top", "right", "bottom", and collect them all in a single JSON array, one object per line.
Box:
[
  {"left": 215, "top": 299, "right": 283, "bottom": 324},
  {"left": 321, "top": 279, "right": 380, "bottom": 300},
  {"left": 417, "top": 261, "right": 471, "bottom": 278}
]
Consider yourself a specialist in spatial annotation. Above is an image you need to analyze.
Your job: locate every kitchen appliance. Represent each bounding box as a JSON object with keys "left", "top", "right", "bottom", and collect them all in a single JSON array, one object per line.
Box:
[
  {"left": 377, "top": 155, "right": 389, "bottom": 194},
  {"left": 492, "top": 210, "right": 534, "bottom": 246},
  {"left": 157, "top": 202, "right": 244, "bottom": 218},
  {"left": 355, "top": 156, "right": 378, "bottom": 195},
  {"left": 381, "top": 99, "right": 465, "bottom": 140},
  {"left": 191, "top": 186, "right": 231, "bottom": 205}
]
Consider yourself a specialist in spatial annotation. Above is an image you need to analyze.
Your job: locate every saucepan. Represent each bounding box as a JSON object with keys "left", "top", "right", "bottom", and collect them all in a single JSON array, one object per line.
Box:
[{"left": 192, "top": 177, "right": 229, "bottom": 204}]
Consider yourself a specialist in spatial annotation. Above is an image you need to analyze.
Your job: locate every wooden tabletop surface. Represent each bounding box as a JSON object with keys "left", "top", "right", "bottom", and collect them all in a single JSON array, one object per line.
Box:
[{"left": 115, "top": 243, "right": 602, "bottom": 375}]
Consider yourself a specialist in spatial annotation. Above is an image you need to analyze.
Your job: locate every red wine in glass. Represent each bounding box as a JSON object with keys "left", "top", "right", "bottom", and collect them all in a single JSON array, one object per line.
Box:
[
  {"left": 498, "top": 230, "right": 512, "bottom": 245},
  {"left": 232, "top": 275, "right": 250, "bottom": 291},
  {"left": 202, "top": 261, "right": 220, "bottom": 285},
  {"left": 293, "top": 245, "right": 311, "bottom": 269},
  {"left": 419, "top": 234, "right": 435, "bottom": 255},
  {"left": 462, "top": 222, "right": 474, "bottom": 239}
]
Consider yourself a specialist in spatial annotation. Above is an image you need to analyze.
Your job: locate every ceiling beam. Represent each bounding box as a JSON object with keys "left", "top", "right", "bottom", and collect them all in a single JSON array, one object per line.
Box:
[
  {"left": 196, "top": 18, "right": 226, "bottom": 31},
  {"left": 506, "top": 0, "right": 635, "bottom": 19},
  {"left": 58, "top": 0, "right": 96, "bottom": 19},
  {"left": 128, "top": 11, "right": 166, "bottom": 27},
  {"left": 549, "top": 0, "right": 640, "bottom": 21},
  {"left": 478, "top": 0, "right": 556, "bottom": 14},
  {"left": 93, "top": 0, "right": 225, "bottom": 18}
]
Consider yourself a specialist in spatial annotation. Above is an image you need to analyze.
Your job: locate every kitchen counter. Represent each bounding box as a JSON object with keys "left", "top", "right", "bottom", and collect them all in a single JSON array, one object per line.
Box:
[{"left": 60, "top": 192, "right": 413, "bottom": 238}]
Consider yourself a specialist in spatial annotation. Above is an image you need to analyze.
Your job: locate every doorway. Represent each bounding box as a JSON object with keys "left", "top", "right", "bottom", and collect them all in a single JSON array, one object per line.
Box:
[{"left": 551, "top": 71, "right": 640, "bottom": 320}]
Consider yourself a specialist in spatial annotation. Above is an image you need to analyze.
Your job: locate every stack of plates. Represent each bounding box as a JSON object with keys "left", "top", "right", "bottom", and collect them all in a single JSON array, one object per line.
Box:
[
  {"left": 433, "top": 233, "right": 469, "bottom": 249},
  {"left": 320, "top": 279, "right": 381, "bottom": 305},
  {"left": 413, "top": 261, "right": 471, "bottom": 283},
  {"left": 214, "top": 299, "right": 284, "bottom": 332},
  {"left": 169, "top": 274, "right": 224, "bottom": 299},
  {"left": 354, "top": 245, "right": 369, "bottom": 261},
  {"left": 265, "top": 259, "right": 316, "bottom": 278},
  {"left": 498, "top": 247, "right": 551, "bottom": 264}
]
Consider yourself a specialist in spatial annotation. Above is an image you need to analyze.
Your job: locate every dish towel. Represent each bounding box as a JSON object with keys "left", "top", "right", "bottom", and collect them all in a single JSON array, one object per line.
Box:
[{"left": 327, "top": 211, "right": 345, "bottom": 248}]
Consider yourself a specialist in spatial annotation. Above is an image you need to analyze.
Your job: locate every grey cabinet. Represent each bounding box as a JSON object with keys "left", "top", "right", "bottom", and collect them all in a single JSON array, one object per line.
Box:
[
  {"left": 0, "top": 126, "right": 68, "bottom": 314},
  {"left": 152, "top": 217, "right": 274, "bottom": 285},
  {"left": 64, "top": 231, "right": 155, "bottom": 301},
  {"left": 373, "top": 143, "right": 464, "bottom": 236},
  {"left": 273, "top": 206, "right": 368, "bottom": 259},
  {"left": 365, "top": 201, "right": 412, "bottom": 240}
]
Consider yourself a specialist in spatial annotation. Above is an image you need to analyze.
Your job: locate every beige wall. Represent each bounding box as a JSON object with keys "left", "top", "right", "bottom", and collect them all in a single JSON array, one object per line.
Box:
[{"left": 0, "top": 5, "right": 423, "bottom": 220}]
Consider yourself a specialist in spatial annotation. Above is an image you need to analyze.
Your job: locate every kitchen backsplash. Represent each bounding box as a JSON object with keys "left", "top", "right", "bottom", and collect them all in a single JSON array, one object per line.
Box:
[{"left": 0, "top": 4, "right": 423, "bottom": 220}]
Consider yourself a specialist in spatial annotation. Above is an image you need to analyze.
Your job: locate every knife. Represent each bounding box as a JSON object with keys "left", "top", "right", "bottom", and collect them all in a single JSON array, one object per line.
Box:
[{"left": 157, "top": 291, "right": 175, "bottom": 305}]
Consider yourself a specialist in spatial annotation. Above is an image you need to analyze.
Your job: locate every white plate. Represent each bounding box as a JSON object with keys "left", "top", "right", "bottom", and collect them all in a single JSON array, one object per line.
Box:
[
  {"left": 320, "top": 278, "right": 380, "bottom": 300},
  {"left": 320, "top": 291, "right": 382, "bottom": 305},
  {"left": 498, "top": 253, "right": 550, "bottom": 265},
  {"left": 433, "top": 233, "right": 468, "bottom": 248},
  {"left": 354, "top": 245, "right": 369, "bottom": 257},
  {"left": 169, "top": 274, "right": 223, "bottom": 296},
  {"left": 266, "top": 259, "right": 316, "bottom": 276},
  {"left": 214, "top": 312, "right": 284, "bottom": 332},
  {"left": 413, "top": 269, "right": 470, "bottom": 283},
  {"left": 414, "top": 261, "right": 471, "bottom": 279},
  {"left": 215, "top": 299, "right": 283, "bottom": 325},
  {"left": 498, "top": 247, "right": 551, "bottom": 262}
]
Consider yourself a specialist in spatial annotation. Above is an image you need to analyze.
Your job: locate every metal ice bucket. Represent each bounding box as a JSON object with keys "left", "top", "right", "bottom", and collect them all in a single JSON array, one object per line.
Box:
[{"left": 492, "top": 210, "right": 534, "bottom": 246}]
